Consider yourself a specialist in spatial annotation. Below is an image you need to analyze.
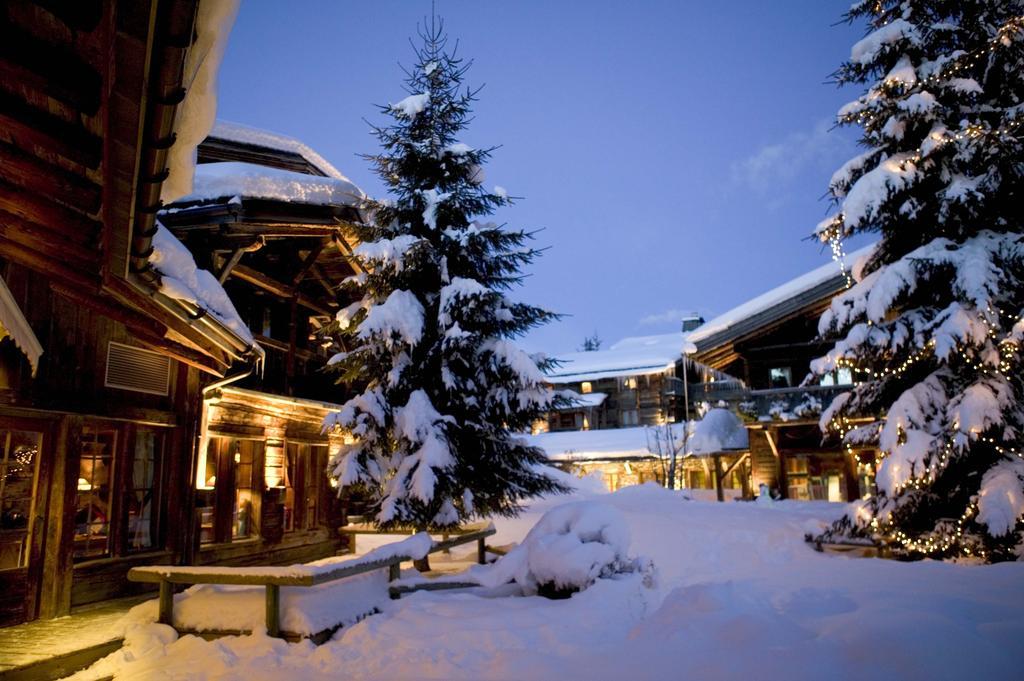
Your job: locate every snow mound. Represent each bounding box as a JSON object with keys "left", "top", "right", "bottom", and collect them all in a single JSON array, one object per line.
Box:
[
  {"left": 478, "top": 501, "right": 651, "bottom": 597},
  {"left": 687, "top": 408, "right": 748, "bottom": 455}
]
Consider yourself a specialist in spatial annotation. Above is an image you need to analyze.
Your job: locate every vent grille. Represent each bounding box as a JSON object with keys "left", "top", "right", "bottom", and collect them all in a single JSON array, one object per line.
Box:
[{"left": 105, "top": 342, "right": 171, "bottom": 395}]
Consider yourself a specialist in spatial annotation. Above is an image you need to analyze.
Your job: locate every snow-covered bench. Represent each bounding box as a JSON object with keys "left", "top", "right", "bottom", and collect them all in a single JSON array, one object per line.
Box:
[
  {"left": 339, "top": 519, "right": 493, "bottom": 564},
  {"left": 128, "top": 524, "right": 495, "bottom": 639}
]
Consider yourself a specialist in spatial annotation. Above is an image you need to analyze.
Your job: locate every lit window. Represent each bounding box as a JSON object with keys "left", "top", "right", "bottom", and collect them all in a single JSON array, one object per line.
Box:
[
  {"left": 198, "top": 438, "right": 263, "bottom": 544},
  {"left": 622, "top": 377, "right": 638, "bottom": 390},
  {"left": 769, "top": 367, "right": 792, "bottom": 388},
  {"left": 580, "top": 381, "right": 592, "bottom": 394},
  {"left": 127, "top": 429, "right": 164, "bottom": 551},
  {"left": 233, "top": 443, "right": 256, "bottom": 539},
  {"left": 0, "top": 429, "right": 42, "bottom": 569},
  {"left": 75, "top": 428, "right": 118, "bottom": 559}
]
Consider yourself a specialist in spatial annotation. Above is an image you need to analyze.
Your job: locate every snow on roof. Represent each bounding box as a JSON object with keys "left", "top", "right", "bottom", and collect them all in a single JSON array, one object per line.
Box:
[
  {"left": 688, "top": 244, "right": 877, "bottom": 346},
  {"left": 686, "top": 408, "right": 749, "bottom": 456},
  {"left": 180, "top": 161, "right": 364, "bottom": 207},
  {"left": 149, "top": 222, "right": 256, "bottom": 348},
  {"left": 546, "top": 332, "right": 687, "bottom": 384},
  {"left": 573, "top": 392, "right": 608, "bottom": 408},
  {"left": 524, "top": 425, "right": 680, "bottom": 461},
  {"left": 161, "top": 0, "right": 240, "bottom": 203},
  {"left": 209, "top": 119, "right": 354, "bottom": 182}
]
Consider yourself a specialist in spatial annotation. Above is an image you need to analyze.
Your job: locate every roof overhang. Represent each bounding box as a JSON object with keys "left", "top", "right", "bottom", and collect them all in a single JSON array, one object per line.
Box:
[{"left": 0, "top": 275, "right": 42, "bottom": 374}]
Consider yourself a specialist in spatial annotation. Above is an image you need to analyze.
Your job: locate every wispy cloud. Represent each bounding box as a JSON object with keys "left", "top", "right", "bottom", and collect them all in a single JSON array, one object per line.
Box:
[
  {"left": 730, "top": 120, "right": 853, "bottom": 202},
  {"left": 638, "top": 308, "right": 695, "bottom": 328}
]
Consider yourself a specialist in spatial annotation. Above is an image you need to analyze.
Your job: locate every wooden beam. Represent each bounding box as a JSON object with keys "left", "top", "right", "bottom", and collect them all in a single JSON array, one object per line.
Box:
[
  {"left": 217, "top": 247, "right": 246, "bottom": 284},
  {"left": 231, "top": 263, "right": 292, "bottom": 298},
  {"left": 310, "top": 263, "right": 339, "bottom": 301},
  {"left": 229, "top": 264, "right": 333, "bottom": 316},
  {"left": 0, "top": 139, "right": 101, "bottom": 214},
  {"left": 0, "top": 19, "right": 102, "bottom": 114},
  {"left": 0, "top": 88, "right": 102, "bottom": 168},
  {"left": 0, "top": 235, "right": 97, "bottom": 290},
  {"left": 722, "top": 452, "right": 750, "bottom": 479},
  {"left": 291, "top": 240, "right": 328, "bottom": 285},
  {"left": 33, "top": 0, "right": 105, "bottom": 32},
  {"left": 0, "top": 209, "right": 99, "bottom": 268},
  {"left": 0, "top": 177, "right": 101, "bottom": 246}
]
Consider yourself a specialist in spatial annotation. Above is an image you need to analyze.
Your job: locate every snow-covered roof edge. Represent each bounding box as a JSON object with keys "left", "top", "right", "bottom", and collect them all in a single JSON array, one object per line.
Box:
[
  {"left": 178, "top": 161, "right": 364, "bottom": 208},
  {"left": 546, "top": 332, "right": 688, "bottom": 383},
  {"left": 149, "top": 221, "right": 261, "bottom": 355},
  {"left": 524, "top": 425, "right": 679, "bottom": 461},
  {"left": 209, "top": 119, "right": 358, "bottom": 186},
  {"left": 689, "top": 244, "right": 877, "bottom": 349},
  {"left": 161, "top": 0, "right": 241, "bottom": 203}
]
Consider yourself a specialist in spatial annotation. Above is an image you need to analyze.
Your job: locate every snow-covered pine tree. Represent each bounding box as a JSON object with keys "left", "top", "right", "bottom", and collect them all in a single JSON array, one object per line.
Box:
[
  {"left": 324, "top": 22, "right": 569, "bottom": 535},
  {"left": 812, "top": 1, "right": 1024, "bottom": 561}
]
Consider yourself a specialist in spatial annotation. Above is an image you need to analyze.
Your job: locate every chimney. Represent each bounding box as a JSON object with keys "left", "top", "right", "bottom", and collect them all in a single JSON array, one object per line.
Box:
[{"left": 681, "top": 315, "right": 704, "bottom": 333}]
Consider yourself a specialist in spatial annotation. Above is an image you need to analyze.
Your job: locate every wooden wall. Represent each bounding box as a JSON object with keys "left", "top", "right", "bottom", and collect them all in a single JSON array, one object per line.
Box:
[{"left": 0, "top": 261, "right": 206, "bottom": 623}]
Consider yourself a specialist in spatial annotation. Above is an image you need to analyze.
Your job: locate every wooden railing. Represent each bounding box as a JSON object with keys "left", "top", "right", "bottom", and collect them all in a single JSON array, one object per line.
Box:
[{"left": 128, "top": 524, "right": 495, "bottom": 638}]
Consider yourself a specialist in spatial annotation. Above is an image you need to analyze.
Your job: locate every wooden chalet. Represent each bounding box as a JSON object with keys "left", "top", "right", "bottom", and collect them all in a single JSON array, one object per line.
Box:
[
  {"left": 0, "top": 0, "right": 260, "bottom": 627},
  {"left": 542, "top": 328, "right": 703, "bottom": 432},
  {"left": 685, "top": 246, "right": 880, "bottom": 502},
  {"left": 159, "top": 122, "right": 364, "bottom": 571},
  {"left": 524, "top": 426, "right": 669, "bottom": 491}
]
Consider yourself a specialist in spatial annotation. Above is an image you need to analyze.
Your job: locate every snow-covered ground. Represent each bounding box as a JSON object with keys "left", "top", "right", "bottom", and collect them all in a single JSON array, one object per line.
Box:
[{"left": 73, "top": 476, "right": 1024, "bottom": 680}]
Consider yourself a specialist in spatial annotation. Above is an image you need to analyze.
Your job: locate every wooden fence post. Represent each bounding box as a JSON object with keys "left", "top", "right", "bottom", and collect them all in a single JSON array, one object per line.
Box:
[
  {"left": 477, "top": 538, "right": 486, "bottom": 565},
  {"left": 388, "top": 562, "right": 401, "bottom": 581},
  {"left": 266, "top": 584, "right": 280, "bottom": 638}
]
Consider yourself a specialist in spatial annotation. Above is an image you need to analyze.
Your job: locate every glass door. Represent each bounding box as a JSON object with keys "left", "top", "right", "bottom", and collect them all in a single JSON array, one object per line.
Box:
[
  {"left": 0, "top": 429, "right": 42, "bottom": 569},
  {"left": 0, "top": 421, "right": 46, "bottom": 626}
]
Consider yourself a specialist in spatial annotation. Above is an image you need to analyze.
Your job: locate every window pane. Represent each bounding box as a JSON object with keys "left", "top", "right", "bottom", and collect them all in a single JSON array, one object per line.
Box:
[
  {"left": 75, "top": 428, "right": 117, "bottom": 559},
  {"left": 281, "top": 444, "right": 297, "bottom": 532},
  {"left": 127, "top": 430, "right": 162, "bottom": 551},
  {"left": 0, "top": 429, "right": 42, "bottom": 570},
  {"left": 769, "top": 367, "right": 793, "bottom": 388},
  {"left": 197, "top": 439, "right": 219, "bottom": 544},
  {"left": 232, "top": 441, "right": 256, "bottom": 540}
]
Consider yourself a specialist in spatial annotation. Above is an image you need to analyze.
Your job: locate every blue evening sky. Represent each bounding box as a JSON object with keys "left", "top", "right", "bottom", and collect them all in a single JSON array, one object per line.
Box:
[{"left": 215, "top": 1, "right": 871, "bottom": 354}]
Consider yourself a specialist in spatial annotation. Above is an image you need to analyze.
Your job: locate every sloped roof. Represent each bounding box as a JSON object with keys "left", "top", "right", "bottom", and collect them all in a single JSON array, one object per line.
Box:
[
  {"left": 688, "top": 244, "right": 876, "bottom": 352},
  {"left": 524, "top": 425, "right": 680, "bottom": 461},
  {"left": 546, "top": 332, "right": 689, "bottom": 384},
  {"left": 203, "top": 120, "right": 354, "bottom": 181}
]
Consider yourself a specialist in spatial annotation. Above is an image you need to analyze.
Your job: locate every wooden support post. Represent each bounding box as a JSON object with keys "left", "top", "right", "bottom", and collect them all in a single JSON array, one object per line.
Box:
[
  {"left": 477, "top": 538, "right": 486, "bottom": 565},
  {"left": 442, "top": 532, "right": 451, "bottom": 555},
  {"left": 713, "top": 454, "right": 724, "bottom": 502},
  {"left": 158, "top": 581, "right": 174, "bottom": 626},
  {"left": 388, "top": 563, "right": 401, "bottom": 582},
  {"left": 266, "top": 584, "right": 280, "bottom": 638},
  {"left": 217, "top": 247, "right": 246, "bottom": 284}
]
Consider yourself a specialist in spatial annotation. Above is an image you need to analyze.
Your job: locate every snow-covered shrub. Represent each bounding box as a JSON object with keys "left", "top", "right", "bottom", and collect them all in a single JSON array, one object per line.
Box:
[{"left": 478, "top": 501, "right": 654, "bottom": 598}]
